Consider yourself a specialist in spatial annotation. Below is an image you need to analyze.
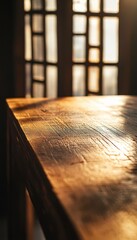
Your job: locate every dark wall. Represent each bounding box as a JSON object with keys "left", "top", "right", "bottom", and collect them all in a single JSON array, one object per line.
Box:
[
  {"left": 119, "top": 0, "right": 137, "bottom": 94},
  {"left": 0, "top": 1, "right": 24, "bottom": 213},
  {"left": 130, "top": 2, "right": 137, "bottom": 94},
  {"left": 0, "top": 1, "right": 15, "bottom": 213}
]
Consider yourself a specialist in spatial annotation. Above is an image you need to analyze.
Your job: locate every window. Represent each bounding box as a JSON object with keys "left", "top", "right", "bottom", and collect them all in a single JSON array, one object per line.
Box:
[
  {"left": 24, "top": 0, "right": 120, "bottom": 97},
  {"left": 24, "top": 0, "right": 58, "bottom": 97}
]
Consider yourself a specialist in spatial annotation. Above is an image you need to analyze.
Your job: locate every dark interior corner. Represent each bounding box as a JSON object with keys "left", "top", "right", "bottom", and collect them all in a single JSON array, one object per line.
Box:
[
  {"left": 0, "top": 0, "right": 24, "bottom": 215},
  {"left": 0, "top": 1, "right": 14, "bottom": 215}
]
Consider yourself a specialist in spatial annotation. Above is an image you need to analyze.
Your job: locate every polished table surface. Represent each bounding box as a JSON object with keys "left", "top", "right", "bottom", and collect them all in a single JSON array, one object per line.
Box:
[{"left": 7, "top": 96, "right": 137, "bottom": 240}]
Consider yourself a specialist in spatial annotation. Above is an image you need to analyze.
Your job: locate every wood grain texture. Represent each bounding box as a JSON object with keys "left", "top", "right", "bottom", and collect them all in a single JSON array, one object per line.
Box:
[{"left": 7, "top": 96, "right": 137, "bottom": 240}]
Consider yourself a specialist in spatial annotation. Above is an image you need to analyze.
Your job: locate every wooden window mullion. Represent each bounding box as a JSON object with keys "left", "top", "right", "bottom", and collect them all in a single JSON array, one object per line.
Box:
[
  {"left": 57, "top": 0, "right": 72, "bottom": 97},
  {"left": 30, "top": 0, "right": 34, "bottom": 97},
  {"left": 85, "top": 0, "right": 89, "bottom": 95},
  {"left": 99, "top": 0, "right": 103, "bottom": 95},
  {"left": 42, "top": 0, "right": 47, "bottom": 97}
]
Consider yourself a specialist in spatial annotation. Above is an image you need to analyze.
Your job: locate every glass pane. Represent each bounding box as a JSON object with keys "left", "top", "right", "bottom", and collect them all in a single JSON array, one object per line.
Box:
[
  {"left": 104, "top": 0, "right": 119, "bottom": 13},
  {"left": 73, "top": 36, "right": 86, "bottom": 62},
  {"left": 45, "top": 0, "right": 57, "bottom": 11},
  {"left": 33, "top": 15, "right": 43, "bottom": 32},
  {"left": 88, "top": 67, "right": 99, "bottom": 92},
  {"left": 33, "top": 83, "right": 44, "bottom": 97},
  {"left": 47, "top": 66, "right": 57, "bottom": 98},
  {"left": 24, "top": 0, "right": 31, "bottom": 11},
  {"left": 73, "top": 65, "right": 85, "bottom": 96},
  {"left": 73, "top": 0, "right": 87, "bottom": 12},
  {"left": 33, "top": 36, "right": 44, "bottom": 61},
  {"left": 103, "top": 66, "right": 118, "bottom": 95},
  {"left": 89, "top": 17, "right": 100, "bottom": 46},
  {"left": 103, "top": 17, "right": 119, "bottom": 63},
  {"left": 32, "top": 0, "right": 42, "bottom": 10},
  {"left": 25, "top": 15, "right": 32, "bottom": 60},
  {"left": 33, "top": 64, "right": 44, "bottom": 81},
  {"left": 89, "top": 0, "right": 100, "bottom": 13},
  {"left": 89, "top": 48, "right": 100, "bottom": 62},
  {"left": 25, "top": 63, "right": 31, "bottom": 97},
  {"left": 73, "top": 15, "right": 86, "bottom": 34},
  {"left": 46, "top": 15, "right": 57, "bottom": 62}
]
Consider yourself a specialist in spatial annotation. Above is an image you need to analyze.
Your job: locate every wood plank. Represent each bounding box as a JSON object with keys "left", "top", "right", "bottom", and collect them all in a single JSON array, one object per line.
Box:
[{"left": 7, "top": 96, "right": 137, "bottom": 240}]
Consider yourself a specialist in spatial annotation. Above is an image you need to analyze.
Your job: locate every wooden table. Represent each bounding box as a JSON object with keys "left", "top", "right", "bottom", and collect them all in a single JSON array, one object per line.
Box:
[{"left": 6, "top": 96, "right": 137, "bottom": 240}]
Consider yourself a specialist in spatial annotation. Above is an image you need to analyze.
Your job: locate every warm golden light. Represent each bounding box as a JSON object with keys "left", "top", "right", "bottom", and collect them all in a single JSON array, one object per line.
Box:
[
  {"left": 89, "top": 17, "right": 100, "bottom": 46},
  {"left": 25, "top": 15, "right": 31, "bottom": 60},
  {"left": 103, "top": 17, "right": 119, "bottom": 63},
  {"left": 89, "top": 0, "right": 100, "bottom": 13},
  {"left": 46, "top": 0, "right": 57, "bottom": 11},
  {"left": 46, "top": 15, "right": 57, "bottom": 63},
  {"left": 104, "top": 0, "right": 119, "bottom": 13},
  {"left": 24, "top": 0, "right": 120, "bottom": 97},
  {"left": 73, "top": 0, "right": 87, "bottom": 12},
  {"left": 89, "top": 48, "right": 100, "bottom": 63},
  {"left": 88, "top": 66, "right": 99, "bottom": 92},
  {"left": 120, "top": 212, "right": 137, "bottom": 239},
  {"left": 24, "top": 0, "right": 31, "bottom": 11}
]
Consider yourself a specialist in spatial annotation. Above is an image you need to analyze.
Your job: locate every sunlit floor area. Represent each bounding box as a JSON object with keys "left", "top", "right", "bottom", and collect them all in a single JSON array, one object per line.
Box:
[
  {"left": 33, "top": 219, "right": 45, "bottom": 240},
  {"left": 26, "top": 191, "right": 45, "bottom": 240}
]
